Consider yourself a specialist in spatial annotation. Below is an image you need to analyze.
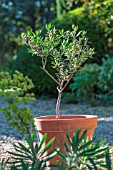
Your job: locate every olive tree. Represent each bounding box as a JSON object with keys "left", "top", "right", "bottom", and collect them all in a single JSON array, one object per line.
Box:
[{"left": 21, "top": 24, "right": 94, "bottom": 118}]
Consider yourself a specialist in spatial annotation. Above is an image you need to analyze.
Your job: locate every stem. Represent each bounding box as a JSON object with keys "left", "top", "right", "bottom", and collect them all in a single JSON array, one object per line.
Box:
[
  {"left": 61, "top": 75, "right": 73, "bottom": 92},
  {"left": 41, "top": 67, "right": 60, "bottom": 85},
  {"left": 56, "top": 88, "right": 62, "bottom": 119}
]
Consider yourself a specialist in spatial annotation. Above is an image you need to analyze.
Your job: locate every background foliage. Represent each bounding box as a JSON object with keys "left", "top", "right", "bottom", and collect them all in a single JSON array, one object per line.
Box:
[
  {"left": 0, "top": 71, "right": 35, "bottom": 132},
  {"left": 0, "top": 0, "right": 80, "bottom": 66},
  {"left": 69, "top": 56, "right": 113, "bottom": 105}
]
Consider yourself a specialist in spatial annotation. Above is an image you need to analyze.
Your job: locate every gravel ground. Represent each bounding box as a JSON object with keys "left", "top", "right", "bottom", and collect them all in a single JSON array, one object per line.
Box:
[{"left": 0, "top": 98, "right": 113, "bottom": 166}]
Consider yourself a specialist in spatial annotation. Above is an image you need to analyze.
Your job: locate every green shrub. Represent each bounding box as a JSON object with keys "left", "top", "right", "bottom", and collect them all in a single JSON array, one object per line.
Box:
[
  {"left": 3, "top": 132, "right": 57, "bottom": 170},
  {"left": 0, "top": 70, "right": 35, "bottom": 133},
  {"left": 8, "top": 45, "right": 56, "bottom": 96},
  {"left": 70, "top": 63, "right": 100, "bottom": 105},
  {"left": 62, "top": 92, "right": 77, "bottom": 104},
  {"left": 97, "top": 56, "right": 113, "bottom": 105},
  {"left": 57, "top": 129, "right": 112, "bottom": 170},
  {"left": 2, "top": 130, "right": 112, "bottom": 170},
  {"left": 70, "top": 56, "right": 113, "bottom": 105},
  {"left": 51, "top": 1, "right": 113, "bottom": 63}
]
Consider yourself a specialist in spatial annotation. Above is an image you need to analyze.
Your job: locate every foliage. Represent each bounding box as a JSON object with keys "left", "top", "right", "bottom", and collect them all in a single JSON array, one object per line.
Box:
[
  {"left": 2, "top": 130, "right": 112, "bottom": 170},
  {"left": 0, "top": 0, "right": 82, "bottom": 66},
  {"left": 0, "top": 0, "right": 57, "bottom": 65},
  {"left": 4, "top": 132, "right": 58, "bottom": 170},
  {"left": 57, "top": 129, "right": 112, "bottom": 170},
  {"left": 0, "top": 158, "right": 9, "bottom": 170},
  {"left": 8, "top": 45, "right": 56, "bottom": 95},
  {"left": 20, "top": 24, "right": 94, "bottom": 117},
  {"left": 52, "top": 0, "right": 113, "bottom": 63},
  {"left": 21, "top": 24, "right": 94, "bottom": 84},
  {"left": 0, "top": 70, "right": 35, "bottom": 133},
  {"left": 62, "top": 92, "right": 76, "bottom": 104},
  {"left": 56, "top": 0, "right": 81, "bottom": 18},
  {"left": 0, "top": 0, "right": 36, "bottom": 65},
  {"left": 70, "top": 56, "right": 113, "bottom": 105},
  {"left": 70, "top": 63, "right": 100, "bottom": 105},
  {"left": 97, "top": 56, "right": 113, "bottom": 105}
]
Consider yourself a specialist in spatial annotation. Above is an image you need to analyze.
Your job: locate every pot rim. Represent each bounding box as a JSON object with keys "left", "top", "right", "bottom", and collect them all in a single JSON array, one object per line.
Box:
[
  {"left": 34, "top": 115, "right": 98, "bottom": 131},
  {"left": 34, "top": 115, "right": 98, "bottom": 121}
]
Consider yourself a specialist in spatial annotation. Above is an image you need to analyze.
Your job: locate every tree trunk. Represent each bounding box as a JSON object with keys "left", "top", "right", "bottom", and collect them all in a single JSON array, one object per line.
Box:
[{"left": 56, "top": 90, "right": 62, "bottom": 118}]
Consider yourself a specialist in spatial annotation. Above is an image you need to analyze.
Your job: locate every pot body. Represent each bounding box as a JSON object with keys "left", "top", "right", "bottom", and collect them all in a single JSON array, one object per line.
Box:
[{"left": 34, "top": 115, "right": 98, "bottom": 165}]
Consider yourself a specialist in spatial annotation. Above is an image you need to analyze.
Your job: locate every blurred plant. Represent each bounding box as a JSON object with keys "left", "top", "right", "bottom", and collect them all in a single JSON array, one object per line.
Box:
[
  {"left": 97, "top": 55, "right": 113, "bottom": 105},
  {"left": 56, "top": 0, "right": 79, "bottom": 18},
  {"left": 69, "top": 56, "right": 113, "bottom": 106},
  {"left": 56, "top": 129, "right": 112, "bottom": 170},
  {"left": 20, "top": 24, "right": 94, "bottom": 118},
  {"left": 81, "top": 0, "right": 113, "bottom": 62},
  {"left": 0, "top": 70, "right": 35, "bottom": 133},
  {"left": 4, "top": 132, "right": 58, "bottom": 170},
  {"left": 62, "top": 92, "right": 76, "bottom": 104},
  {"left": 70, "top": 63, "right": 100, "bottom": 105},
  {"left": 83, "top": 0, "right": 113, "bottom": 33}
]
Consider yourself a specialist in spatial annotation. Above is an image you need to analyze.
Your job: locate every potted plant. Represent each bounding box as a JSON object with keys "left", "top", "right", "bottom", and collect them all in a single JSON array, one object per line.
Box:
[{"left": 20, "top": 24, "right": 98, "bottom": 161}]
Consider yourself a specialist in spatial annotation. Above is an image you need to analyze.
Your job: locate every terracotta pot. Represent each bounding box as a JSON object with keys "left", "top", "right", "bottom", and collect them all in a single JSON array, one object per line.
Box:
[{"left": 34, "top": 115, "right": 98, "bottom": 165}]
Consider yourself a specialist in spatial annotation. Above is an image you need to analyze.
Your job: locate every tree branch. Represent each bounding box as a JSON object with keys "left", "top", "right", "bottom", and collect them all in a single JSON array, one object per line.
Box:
[
  {"left": 41, "top": 67, "right": 60, "bottom": 85},
  {"left": 61, "top": 75, "right": 73, "bottom": 92}
]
